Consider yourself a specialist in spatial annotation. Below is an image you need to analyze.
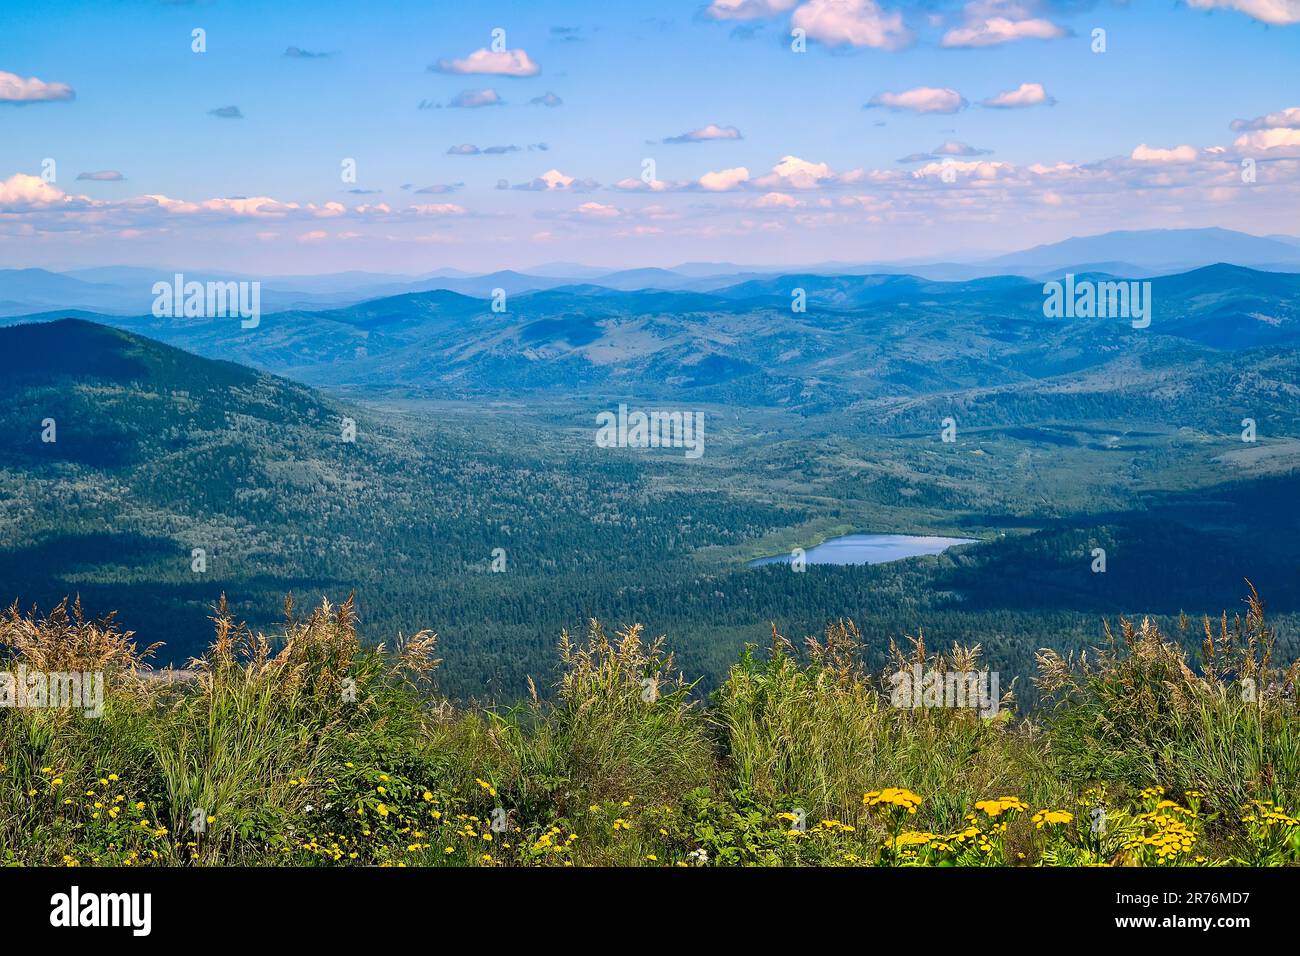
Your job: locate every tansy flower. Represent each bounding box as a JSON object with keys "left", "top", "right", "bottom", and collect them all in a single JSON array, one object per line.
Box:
[
  {"left": 864, "top": 788, "right": 923, "bottom": 813},
  {"left": 974, "top": 796, "right": 1027, "bottom": 818},
  {"left": 1032, "top": 809, "right": 1073, "bottom": 828}
]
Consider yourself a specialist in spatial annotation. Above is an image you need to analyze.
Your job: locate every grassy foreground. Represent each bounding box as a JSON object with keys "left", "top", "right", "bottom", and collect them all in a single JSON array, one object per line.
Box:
[{"left": 2, "top": 588, "right": 1298, "bottom": 867}]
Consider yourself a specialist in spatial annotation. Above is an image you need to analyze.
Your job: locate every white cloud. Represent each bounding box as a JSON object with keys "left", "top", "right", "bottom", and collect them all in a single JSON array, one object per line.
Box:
[
  {"left": 755, "top": 155, "right": 836, "bottom": 188},
  {"left": 932, "top": 140, "right": 993, "bottom": 156},
  {"left": 942, "top": 15, "right": 1065, "bottom": 47},
  {"left": 1233, "top": 128, "right": 1300, "bottom": 150},
  {"left": 913, "top": 159, "right": 1012, "bottom": 180},
  {"left": 867, "top": 87, "right": 967, "bottom": 114},
  {"left": 1231, "top": 106, "right": 1300, "bottom": 131},
  {"left": 433, "top": 48, "right": 540, "bottom": 77},
  {"left": 0, "top": 173, "right": 66, "bottom": 207},
  {"left": 791, "top": 0, "right": 912, "bottom": 49},
  {"left": 1130, "top": 144, "right": 1199, "bottom": 162},
  {"left": 1185, "top": 0, "right": 1300, "bottom": 25},
  {"left": 753, "top": 191, "right": 802, "bottom": 208},
  {"left": 698, "top": 166, "right": 751, "bottom": 191},
  {"left": 0, "top": 71, "right": 75, "bottom": 103},
  {"left": 982, "top": 82, "right": 1053, "bottom": 108},
  {"left": 508, "top": 169, "right": 600, "bottom": 192},
  {"left": 575, "top": 201, "right": 620, "bottom": 218},
  {"left": 1028, "top": 162, "right": 1079, "bottom": 175},
  {"left": 613, "top": 177, "right": 676, "bottom": 192},
  {"left": 448, "top": 89, "right": 502, "bottom": 109},
  {"left": 411, "top": 203, "right": 467, "bottom": 216},
  {"left": 706, "top": 0, "right": 798, "bottom": 18},
  {"left": 664, "top": 124, "right": 743, "bottom": 144}
]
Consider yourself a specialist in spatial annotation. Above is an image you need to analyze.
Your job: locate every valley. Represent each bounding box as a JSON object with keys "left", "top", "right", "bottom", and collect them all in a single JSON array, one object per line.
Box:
[{"left": 2, "top": 261, "right": 1297, "bottom": 704}]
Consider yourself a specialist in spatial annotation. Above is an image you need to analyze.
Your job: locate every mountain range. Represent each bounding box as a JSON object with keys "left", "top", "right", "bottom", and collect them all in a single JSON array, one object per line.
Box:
[
  {"left": 6, "top": 264, "right": 1296, "bottom": 440},
  {"left": 6, "top": 227, "right": 1300, "bottom": 318}
]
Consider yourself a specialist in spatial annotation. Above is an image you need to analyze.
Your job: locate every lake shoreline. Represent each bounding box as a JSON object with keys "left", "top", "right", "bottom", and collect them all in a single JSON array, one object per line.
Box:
[{"left": 748, "top": 532, "right": 979, "bottom": 568}]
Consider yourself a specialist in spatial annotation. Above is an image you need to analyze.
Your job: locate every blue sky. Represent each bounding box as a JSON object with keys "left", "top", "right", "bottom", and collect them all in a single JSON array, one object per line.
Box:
[{"left": 2, "top": 0, "right": 1298, "bottom": 273}]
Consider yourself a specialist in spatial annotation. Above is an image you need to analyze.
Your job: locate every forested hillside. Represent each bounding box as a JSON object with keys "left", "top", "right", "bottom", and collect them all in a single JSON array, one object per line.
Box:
[{"left": 3, "top": 306, "right": 1297, "bottom": 701}]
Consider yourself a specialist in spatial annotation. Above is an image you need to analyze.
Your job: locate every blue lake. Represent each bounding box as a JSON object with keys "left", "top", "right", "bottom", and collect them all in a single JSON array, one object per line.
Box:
[{"left": 749, "top": 533, "right": 977, "bottom": 567}]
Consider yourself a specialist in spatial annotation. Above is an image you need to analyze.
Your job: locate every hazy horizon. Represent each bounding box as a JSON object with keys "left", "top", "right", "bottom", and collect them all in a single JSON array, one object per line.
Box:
[{"left": 10, "top": 223, "right": 1300, "bottom": 282}]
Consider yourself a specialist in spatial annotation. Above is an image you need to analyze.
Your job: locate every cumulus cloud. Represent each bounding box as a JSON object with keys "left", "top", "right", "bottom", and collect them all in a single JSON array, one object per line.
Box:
[
  {"left": 76, "top": 170, "right": 126, "bottom": 181},
  {"left": 613, "top": 176, "right": 679, "bottom": 192},
  {"left": 1231, "top": 106, "right": 1300, "bottom": 131},
  {"left": 208, "top": 105, "right": 244, "bottom": 119},
  {"left": 505, "top": 169, "right": 600, "bottom": 191},
  {"left": 574, "top": 201, "right": 620, "bottom": 218},
  {"left": 1130, "top": 143, "right": 1199, "bottom": 162},
  {"left": 432, "top": 48, "right": 540, "bottom": 77},
  {"left": 10, "top": 96, "right": 1300, "bottom": 248},
  {"left": 447, "top": 89, "right": 502, "bottom": 109},
  {"left": 982, "top": 82, "right": 1054, "bottom": 108},
  {"left": 531, "top": 91, "right": 563, "bottom": 107},
  {"left": 755, "top": 155, "right": 836, "bottom": 188},
  {"left": 611, "top": 155, "right": 843, "bottom": 194},
  {"left": 1185, "top": 0, "right": 1300, "bottom": 24},
  {"left": 283, "top": 47, "right": 332, "bottom": 58},
  {"left": 0, "top": 172, "right": 477, "bottom": 235},
  {"left": 942, "top": 2, "right": 1066, "bottom": 47},
  {"left": 705, "top": 0, "right": 798, "bottom": 19},
  {"left": 411, "top": 203, "right": 466, "bottom": 216},
  {"left": 752, "top": 191, "right": 802, "bottom": 208},
  {"left": 867, "top": 86, "right": 967, "bottom": 114},
  {"left": 0, "top": 173, "right": 66, "bottom": 208},
  {"left": 942, "top": 16, "right": 1064, "bottom": 46},
  {"left": 791, "top": 0, "right": 912, "bottom": 49},
  {"left": 912, "top": 158, "right": 1013, "bottom": 180},
  {"left": 663, "top": 124, "right": 743, "bottom": 144},
  {"left": 931, "top": 140, "right": 993, "bottom": 156},
  {"left": 0, "top": 71, "right": 75, "bottom": 104},
  {"left": 1234, "top": 128, "right": 1300, "bottom": 150},
  {"left": 698, "top": 166, "right": 752, "bottom": 191}
]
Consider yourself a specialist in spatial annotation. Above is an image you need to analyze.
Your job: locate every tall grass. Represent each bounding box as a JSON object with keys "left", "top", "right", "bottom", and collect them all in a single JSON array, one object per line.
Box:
[
  {"left": 2, "top": 588, "right": 1297, "bottom": 865},
  {"left": 1035, "top": 585, "right": 1300, "bottom": 825}
]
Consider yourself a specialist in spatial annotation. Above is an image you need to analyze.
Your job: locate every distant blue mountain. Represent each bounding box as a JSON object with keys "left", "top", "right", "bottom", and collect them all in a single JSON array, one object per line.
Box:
[
  {"left": 5, "top": 227, "right": 1298, "bottom": 320},
  {"left": 977, "top": 227, "right": 1300, "bottom": 273}
]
